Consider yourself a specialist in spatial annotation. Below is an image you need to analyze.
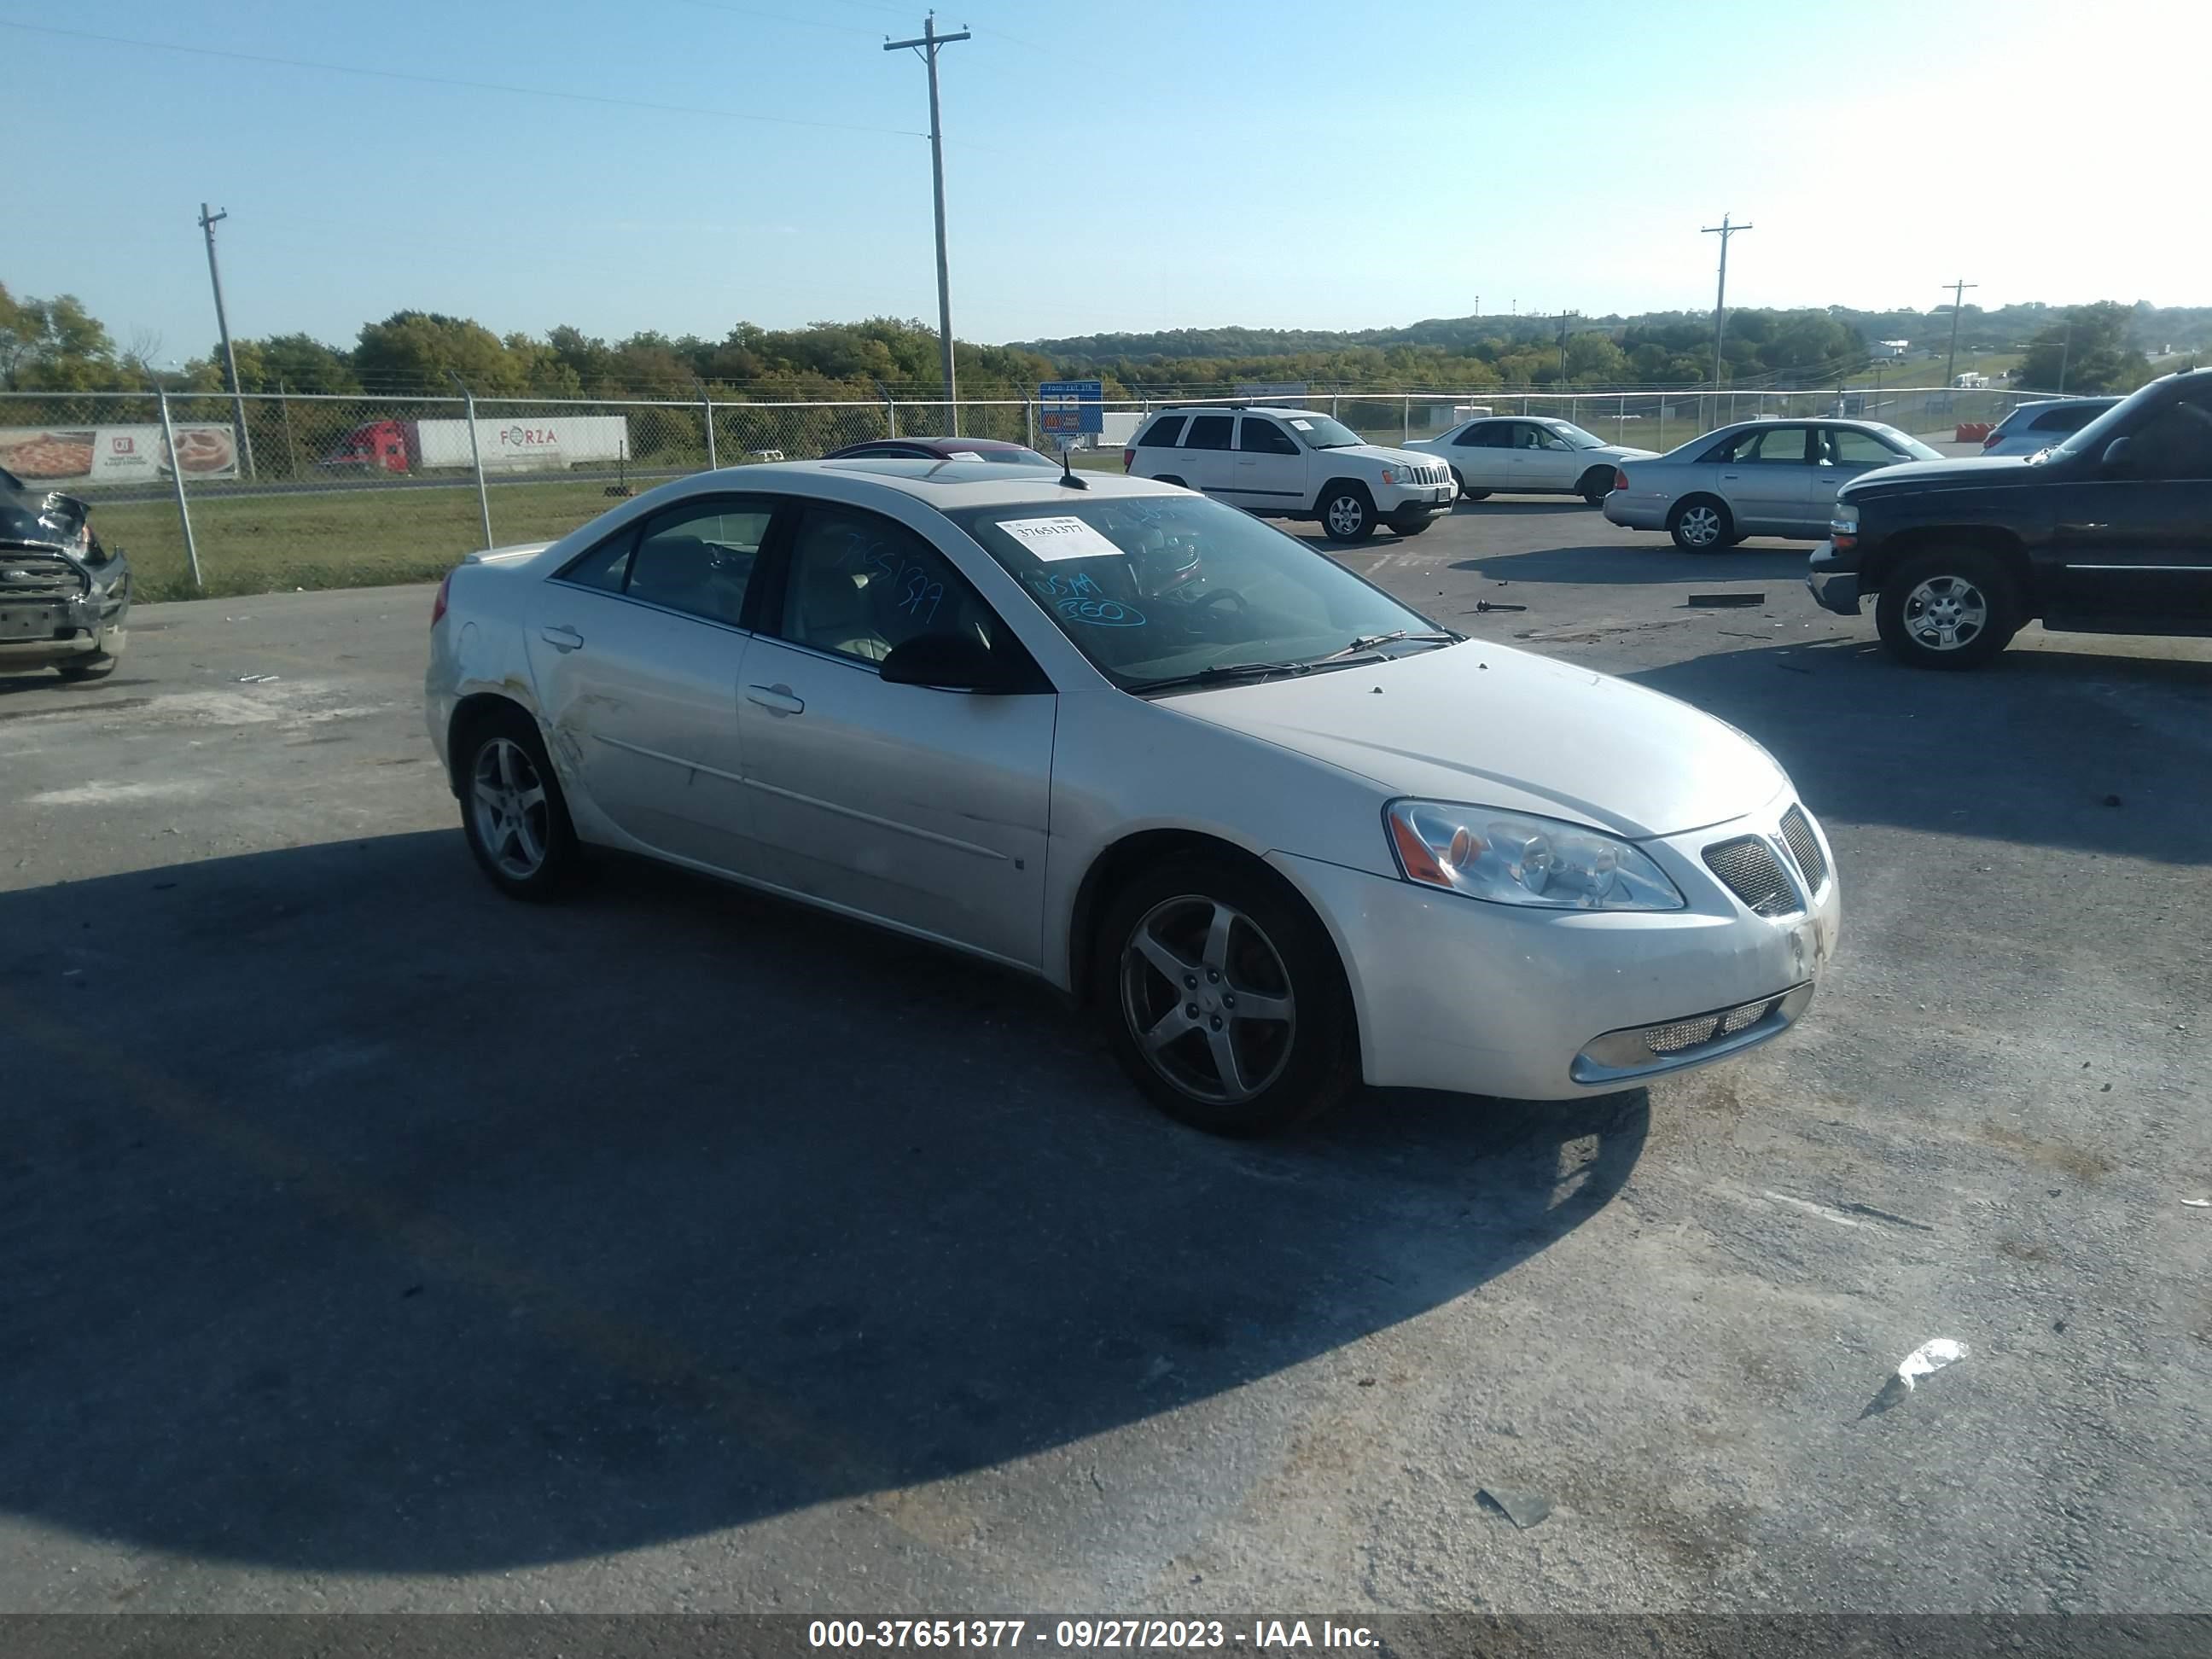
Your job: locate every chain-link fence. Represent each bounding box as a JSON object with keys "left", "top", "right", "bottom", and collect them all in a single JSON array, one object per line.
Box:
[{"left": 1, "top": 384, "right": 2059, "bottom": 601}]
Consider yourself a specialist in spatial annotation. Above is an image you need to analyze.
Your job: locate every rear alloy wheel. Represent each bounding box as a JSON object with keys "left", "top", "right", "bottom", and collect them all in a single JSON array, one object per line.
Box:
[
  {"left": 1319, "top": 486, "right": 1376, "bottom": 543},
  {"left": 1875, "top": 550, "right": 2020, "bottom": 670},
  {"left": 1668, "top": 496, "right": 1732, "bottom": 551},
  {"left": 1578, "top": 467, "right": 1615, "bottom": 506},
  {"left": 1097, "top": 856, "right": 1358, "bottom": 1135},
  {"left": 459, "top": 710, "right": 580, "bottom": 898}
]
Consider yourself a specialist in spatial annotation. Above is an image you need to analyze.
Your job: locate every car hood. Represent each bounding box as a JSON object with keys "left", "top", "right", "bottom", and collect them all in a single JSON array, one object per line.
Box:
[
  {"left": 1840, "top": 454, "right": 2050, "bottom": 498},
  {"left": 1162, "top": 641, "right": 1788, "bottom": 840},
  {"left": 1333, "top": 443, "right": 1447, "bottom": 469}
]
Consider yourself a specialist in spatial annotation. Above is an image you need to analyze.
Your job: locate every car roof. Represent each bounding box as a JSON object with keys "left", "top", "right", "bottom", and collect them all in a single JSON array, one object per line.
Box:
[{"left": 728, "top": 457, "right": 1185, "bottom": 505}]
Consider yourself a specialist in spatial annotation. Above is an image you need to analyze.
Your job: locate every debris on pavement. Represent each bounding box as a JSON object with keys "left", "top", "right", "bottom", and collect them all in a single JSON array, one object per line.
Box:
[
  {"left": 2104, "top": 795, "right": 2123, "bottom": 807},
  {"left": 1478, "top": 1488, "right": 1553, "bottom": 1530},
  {"left": 1688, "top": 592, "right": 1765, "bottom": 607},
  {"left": 2184, "top": 1199, "right": 2210, "bottom": 1208},
  {"left": 236, "top": 673, "right": 281, "bottom": 684},
  {"left": 1865, "top": 1338, "right": 1969, "bottom": 1417},
  {"left": 1467, "top": 601, "right": 1528, "bottom": 613}
]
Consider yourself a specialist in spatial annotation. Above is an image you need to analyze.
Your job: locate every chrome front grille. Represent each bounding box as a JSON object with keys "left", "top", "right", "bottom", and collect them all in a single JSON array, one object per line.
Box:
[
  {"left": 1780, "top": 805, "right": 1828, "bottom": 894},
  {"left": 1703, "top": 835, "right": 1800, "bottom": 917}
]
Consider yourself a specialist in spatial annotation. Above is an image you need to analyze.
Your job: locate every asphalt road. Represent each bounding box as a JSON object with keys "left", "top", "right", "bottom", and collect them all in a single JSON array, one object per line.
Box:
[{"left": 2, "top": 498, "right": 2207, "bottom": 1615}]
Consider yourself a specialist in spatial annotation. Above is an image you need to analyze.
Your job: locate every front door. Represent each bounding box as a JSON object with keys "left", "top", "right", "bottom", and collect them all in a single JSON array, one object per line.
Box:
[
  {"left": 2048, "top": 387, "right": 2212, "bottom": 624},
  {"left": 523, "top": 496, "right": 775, "bottom": 871},
  {"left": 1811, "top": 425, "right": 1911, "bottom": 532},
  {"left": 1715, "top": 423, "right": 1818, "bottom": 532},
  {"left": 1514, "top": 422, "right": 1583, "bottom": 490},
  {"left": 1230, "top": 415, "right": 1307, "bottom": 509},
  {"left": 736, "top": 502, "right": 1056, "bottom": 968}
]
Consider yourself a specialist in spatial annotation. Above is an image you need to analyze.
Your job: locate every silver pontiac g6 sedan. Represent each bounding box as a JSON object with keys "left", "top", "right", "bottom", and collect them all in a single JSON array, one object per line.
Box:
[
  {"left": 1604, "top": 417, "right": 1944, "bottom": 549},
  {"left": 428, "top": 460, "right": 1841, "bottom": 1134}
]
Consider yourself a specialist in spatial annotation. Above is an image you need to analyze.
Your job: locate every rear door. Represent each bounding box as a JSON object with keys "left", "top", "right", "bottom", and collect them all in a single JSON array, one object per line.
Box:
[
  {"left": 1231, "top": 415, "right": 1307, "bottom": 509},
  {"left": 523, "top": 495, "right": 777, "bottom": 871},
  {"left": 735, "top": 501, "right": 1057, "bottom": 967},
  {"left": 1130, "top": 413, "right": 1187, "bottom": 481},
  {"left": 2048, "top": 387, "right": 2212, "bottom": 624},
  {"left": 1178, "top": 412, "right": 1237, "bottom": 496},
  {"left": 1714, "top": 423, "right": 1818, "bottom": 532}
]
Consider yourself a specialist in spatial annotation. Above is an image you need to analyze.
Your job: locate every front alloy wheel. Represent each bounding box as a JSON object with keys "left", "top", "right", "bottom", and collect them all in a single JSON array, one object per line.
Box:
[
  {"left": 1120, "top": 895, "right": 1297, "bottom": 1108},
  {"left": 1321, "top": 490, "right": 1374, "bottom": 542},
  {"left": 1874, "top": 549, "right": 2021, "bottom": 670},
  {"left": 1900, "top": 574, "right": 1989, "bottom": 653}
]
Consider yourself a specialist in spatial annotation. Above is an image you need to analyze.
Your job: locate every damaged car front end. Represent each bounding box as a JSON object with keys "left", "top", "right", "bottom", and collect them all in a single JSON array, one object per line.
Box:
[{"left": 1, "top": 464, "right": 130, "bottom": 681}]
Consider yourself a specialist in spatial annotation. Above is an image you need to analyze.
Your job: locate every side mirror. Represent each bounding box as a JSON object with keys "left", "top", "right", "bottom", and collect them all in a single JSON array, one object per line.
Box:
[
  {"left": 879, "top": 632, "right": 1021, "bottom": 692},
  {"left": 2100, "top": 436, "right": 2134, "bottom": 470}
]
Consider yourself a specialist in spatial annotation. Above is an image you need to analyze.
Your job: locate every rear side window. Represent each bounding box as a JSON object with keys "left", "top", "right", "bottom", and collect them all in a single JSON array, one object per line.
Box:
[
  {"left": 1236, "top": 417, "right": 1300, "bottom": 455},
  {"left": 1183, "top": 415, "right": 1234, "bottom": 450},
  {"left": 1462, "top": 423, "right": 1514, "bottom": 448},
  {"left": 1136, "top": 416, "right": 1187, "bottom": 448},
  {"left": 559, "top": 527, "right": 637, "bottom": 592},
  {"left": 2029, "top": 405, "right": 2097, "bottom": 433}
]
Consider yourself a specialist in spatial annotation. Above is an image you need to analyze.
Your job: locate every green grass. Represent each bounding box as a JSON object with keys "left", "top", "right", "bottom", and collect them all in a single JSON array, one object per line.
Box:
[{"left": 98, "top": 452, "right": 1136, "bottom": 603}]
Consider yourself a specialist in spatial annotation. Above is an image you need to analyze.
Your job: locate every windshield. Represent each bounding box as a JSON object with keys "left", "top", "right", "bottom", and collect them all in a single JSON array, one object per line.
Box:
[
  {"left": 950, "top": 493, "right": 1445, "bottom": 692},
  {"left": 1281, "top": 413, "right": 1365, "bottom": 449},
  {"left": 1540, "top": 420, "right": 1607, "bottom": 450}
]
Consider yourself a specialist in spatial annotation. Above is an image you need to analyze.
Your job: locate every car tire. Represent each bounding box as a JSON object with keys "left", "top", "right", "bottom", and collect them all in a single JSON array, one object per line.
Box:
[
  {"left": 1668, "top": 495, "right": 1733, "bottom": 551},
  {"left": 1095, "top": 853, "right": 1360, "bottom": 1137},
  {"left": 1577, "top": 466, "right": 1615, "bottom": 505},
  {"left": 455, "top": 704, "right": 582, "bottom": 899},
  {"left": 1450, "top": 469, "right": 1490, "bottom": 502},
  {"left": 1318, "top": 484, "right": 1376, "bottom": 543},
  {"left": 1389, "top": 515, "right": 1435, "bottom": 537},
  {"left": 1156, "top": 474, "right": 1187, "bottom": 490},
  {"left": 1875, "top": 549, "right": 2022, "bottom": 670}
]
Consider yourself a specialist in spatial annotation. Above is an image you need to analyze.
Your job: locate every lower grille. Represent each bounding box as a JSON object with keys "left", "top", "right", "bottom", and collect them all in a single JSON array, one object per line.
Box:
[
  {"left": 0, "top": 553, "right": 85, "bottom": 599},
  {"left": 1573, "top": 987, "right": 1808, "bottom": 1083},
  {"left": 1780, "top": 804, "right": 1829, "bottom": 894},
  {"left": 1645, "top": 1016, "right": 1722, "bottom": 1054},
  {"left": 1703, "top": 835, "right": 1800, "bottom": 917}
]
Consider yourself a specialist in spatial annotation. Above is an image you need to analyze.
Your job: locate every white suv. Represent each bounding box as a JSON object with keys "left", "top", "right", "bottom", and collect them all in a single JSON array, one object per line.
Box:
[{"left": 1122, "top": 405, "right": 1455, "bottom": 542}]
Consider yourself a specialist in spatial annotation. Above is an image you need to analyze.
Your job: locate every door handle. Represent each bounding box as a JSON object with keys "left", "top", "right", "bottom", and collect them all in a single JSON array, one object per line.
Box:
[
  {"left": 746, "top": 684, "right": 804, "bottom": 716},
  {"left": 539, "top": 626, "right": 584, "bottom": 652}
]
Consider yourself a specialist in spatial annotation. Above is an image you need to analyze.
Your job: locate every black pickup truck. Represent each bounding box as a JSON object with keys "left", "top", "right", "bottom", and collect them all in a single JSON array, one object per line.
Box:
[{"left": 1808, "top": 367, "right": 2212, "bottom": 668}]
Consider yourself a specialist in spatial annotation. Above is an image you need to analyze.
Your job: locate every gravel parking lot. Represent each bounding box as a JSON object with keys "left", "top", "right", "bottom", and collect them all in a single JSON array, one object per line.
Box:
[{"left": 3, "top": 497, "right": 2207, "bottom": 1615}]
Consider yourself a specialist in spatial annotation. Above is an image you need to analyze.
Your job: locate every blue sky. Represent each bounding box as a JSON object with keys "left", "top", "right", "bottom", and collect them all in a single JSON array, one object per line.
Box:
[{"left": 6, "top": 0, "right": 2204, "bottom": 359}]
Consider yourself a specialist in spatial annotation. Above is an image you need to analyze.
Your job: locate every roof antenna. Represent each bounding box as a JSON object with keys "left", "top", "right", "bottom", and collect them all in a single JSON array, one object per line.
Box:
[{"left": 1058, "top": 441, "right": 1088, "bottom": 489}]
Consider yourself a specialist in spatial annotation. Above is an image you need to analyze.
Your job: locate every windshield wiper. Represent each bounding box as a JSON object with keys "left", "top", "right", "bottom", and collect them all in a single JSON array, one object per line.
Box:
[
  {"left": 1134, "top": 632, "right": 1458, "bottom": 696},
  {"left": 1322, "top": 629, "right": 1458, "bottom": 660}
]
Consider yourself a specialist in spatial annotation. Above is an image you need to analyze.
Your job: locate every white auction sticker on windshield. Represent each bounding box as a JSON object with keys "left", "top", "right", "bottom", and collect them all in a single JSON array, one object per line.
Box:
[
  {"left": 1000, "top": 515, "right": 1126, "bottom": 562},
  {"left": 1289, "top": 418, "right": 1314, "bottom": 429}
]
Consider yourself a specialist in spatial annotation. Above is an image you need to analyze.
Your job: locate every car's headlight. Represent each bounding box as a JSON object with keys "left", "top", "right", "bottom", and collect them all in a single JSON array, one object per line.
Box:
[{"left": 1385, "top": 800, "right": 1685, "bottom": 911}]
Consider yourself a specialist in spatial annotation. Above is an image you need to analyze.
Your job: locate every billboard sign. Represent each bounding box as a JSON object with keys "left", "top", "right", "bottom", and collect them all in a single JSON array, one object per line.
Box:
[
  {"left": 0, "top": 423, "right": 241, "bottom": 486},
  {"left": 1038, "top": 380, "right": 1104, "bottom": 440}
]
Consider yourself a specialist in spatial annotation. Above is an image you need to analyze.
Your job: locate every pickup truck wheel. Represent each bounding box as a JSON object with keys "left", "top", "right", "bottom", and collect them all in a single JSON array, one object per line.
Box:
[
  {"left": 1318, "top": 484, "right": 1376, "bottom": 543},
  {"left": 56, "top": 655, "right": 119, "bottom": 681},
  {"left": 1876, "top": 550, "right": 2020, "bottom": 670},
  {"left": 1450, "top": 468, "right": 1490, "bottom": 501},
  {"left": 1577, "top": 466, "right": 1615, "bottom": 505},
  {"left": 1668, "top": 496, "right": 1732, "bottom": 550}
]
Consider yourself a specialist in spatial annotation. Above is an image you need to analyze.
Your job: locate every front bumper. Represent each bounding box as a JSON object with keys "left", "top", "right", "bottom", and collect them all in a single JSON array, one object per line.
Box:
[
  {"left": 1375, "top": 479, "right": 1456, "bottom": 516},
  {"left": 1807, "top": 541, "right": 1862, "bottom": 616},
  {"left": 0, "top": 569, "right": 129, "bottom": 667},
  {"left": 1271, "top": 801, "right": 1841, "bottom": 1101}
]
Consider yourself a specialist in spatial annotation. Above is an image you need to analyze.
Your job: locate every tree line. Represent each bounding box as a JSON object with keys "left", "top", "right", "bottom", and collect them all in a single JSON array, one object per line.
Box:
[{"left": 3, "top": 284, "right": 2199, "bottom": 402}]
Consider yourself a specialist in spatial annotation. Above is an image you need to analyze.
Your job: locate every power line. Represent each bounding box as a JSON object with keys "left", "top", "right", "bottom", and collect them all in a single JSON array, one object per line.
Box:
[
  {"left": 0, "top": 20, "right": 926, "bottom": 138},
  {"left": 667, "top": 0, "right": 884, "bottom": 36}
]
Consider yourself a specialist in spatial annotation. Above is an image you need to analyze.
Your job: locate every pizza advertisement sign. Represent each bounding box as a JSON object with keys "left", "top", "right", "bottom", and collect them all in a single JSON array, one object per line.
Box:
[{"left": 0, "top": 423, "right": 241, "bottom": 486}]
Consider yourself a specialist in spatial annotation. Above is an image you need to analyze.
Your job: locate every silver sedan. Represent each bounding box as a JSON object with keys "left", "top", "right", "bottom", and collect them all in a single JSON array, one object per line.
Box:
[
  {"left": 1604, "top": 418, "right": 1943, "bottom": 550},
  {"left": 428, "top": 461, "right": 1838, "bottom": 1135}
]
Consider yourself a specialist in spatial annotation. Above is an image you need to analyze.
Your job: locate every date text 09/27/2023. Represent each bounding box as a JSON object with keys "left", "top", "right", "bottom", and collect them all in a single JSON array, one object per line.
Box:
[{"left": 806, "top": 1618, "right": 1378, "bottom": 1651}]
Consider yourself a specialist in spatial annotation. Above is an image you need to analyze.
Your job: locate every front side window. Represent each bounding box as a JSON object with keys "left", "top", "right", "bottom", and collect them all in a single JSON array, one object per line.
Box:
[
  {"left": 1182, "top": 415, "right": 1234, "bottom": 451},
  {"left": 1236, "top": 417, "right": 1300, "bottom": 455},
  {"left": 1137, "top": 416, "right": 1188, "bottom": 448},
  {"left": 2119, "top": 393, "right": 2212, "bottom": 479},
  {"left": 1824, "top": 428, "right": 1902, "bottom": 466},
  {"left": 950, "top": 493, "right": 1447, "bottom": 694},
  {"left": 1527, "top": 424, "right": 1574, "bottom": 451},
  {"left": 777, "top": 504, "right": 1011, "bottom": 666}
]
